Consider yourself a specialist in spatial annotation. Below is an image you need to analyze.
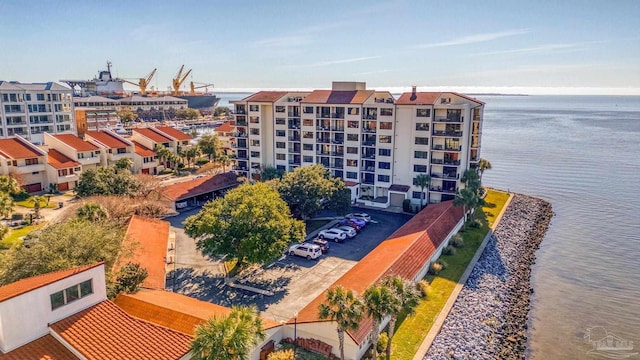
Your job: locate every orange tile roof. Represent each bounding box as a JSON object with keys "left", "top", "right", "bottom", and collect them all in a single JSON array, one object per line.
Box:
[
  {"left": 344, "top": 181, "right": 359, "bottom": 187},
  {"left": 159, "top": 172, "right": 239, "bottom": 201},
  {"left": 47, "top": 149, "right": 80, "bottom": 170},
  {"left": 0, "top": 263, "right": 103, "bottom": 302},
  {"left": 132, "top": 141, "right": 155, "bottom": 157},
  {"left": 117, "top": 216, "right": 170, "bottom": 290},
  {"left": 215, "top": 121, "right": 236, "bottom": 134},
  {"left": 133, "top": 128, "right": 173, "bottom": 143},
  {"left": 52, "top": 134, "right": 100, "bottom": 152},
  {"left": 85, "top": 131, "right": 130, "bottom": 149},
  {"left": 395, "top": 92, "right": 441, "bottom": 105},
  {"left": 50, "top": 300, "right": 192, "bottom": 360},
  {"left": 295, "top": 201, "right": 463, "bottom": 344},
  {"left": 300, "top": 90, "right": 374, "bottom": 104},
  {"left": 243, "top": 91, "right": 288, "bottom": 102},
  {"left": 155, "top": 127, "right": 193, "bottom": 141},
  {"left": 0, "top": 138, "right": 45, "bottom": 159},
  {"left": 0, "top": 334, "right": 79, "bottom": 360}
]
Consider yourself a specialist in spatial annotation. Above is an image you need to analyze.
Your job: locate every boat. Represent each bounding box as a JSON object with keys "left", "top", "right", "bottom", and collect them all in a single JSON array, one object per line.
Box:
[{"left": 61, "top": 62, "right": 127, "bottom": 97}]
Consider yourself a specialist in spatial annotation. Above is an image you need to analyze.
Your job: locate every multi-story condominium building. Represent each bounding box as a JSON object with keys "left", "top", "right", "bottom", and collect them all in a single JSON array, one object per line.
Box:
[
  {"left": 0, "top": 81, "right": 76, "bottom": 144},
  {"left": 231, "top": 82, "right": 483, "bottom": 208},
  {"left": 73, "top": 96, "right": 119, "bottom": 136}
]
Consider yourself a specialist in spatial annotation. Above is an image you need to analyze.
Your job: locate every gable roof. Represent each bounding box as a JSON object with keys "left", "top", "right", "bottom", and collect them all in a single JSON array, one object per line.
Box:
[
  {"left": 395, "top": 92, "right": 485, "bottom": 105},
  {"left": 132, "top": 141, "right": 155, "bottom": 157},
  {"left": 301, "top": 90, "right": 374, "bottom": 104},
  {"left": 119, "top": 215, "right": 170, "bottom": 290},
  {"left": 85, "top": 130, "right": 131, "bottom": 149},
  {"left": 215, "top": 121, "right": 236, "bottom": 134},
  {"left": 159, "top": 172, "right": 239, "bottom": 202},
  {"left": 0, "top": 263, "right": 103, "bottom": 303},
  {"left": 0, "top": 334, "right": 79, "bottom": 360},
  {"left": 133, "top": 128, "right": 173, "bottom": 143},
  {"left": 48, "top": 148, "right": 80, "bottom": 170},
  {"left": 243, "top": 91, "right": 288, "bottom": 103},
  {"left": 50, "top": 300, "right": 191, "bottom": 360},
  {"left": 155, "top": 126, "right": 193, "bottom": 141},
  {"left": 294, "top": 201, "right": 463, "bottom": 344},
  {"left": 51, "top": 134, "right": 100, "bottom": 152},
  {"left": 0, "top": 138, "right": 46, "bottom": 159}
]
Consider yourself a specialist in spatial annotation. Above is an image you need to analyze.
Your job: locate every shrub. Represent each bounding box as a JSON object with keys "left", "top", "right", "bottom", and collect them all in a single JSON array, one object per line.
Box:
[
  {"left": 437, "top": 259, "right": 448, "bottom": 270},
  {"left": 196, "top": 158, "right": 209, "bottom": 166},
  {"left": 267, "top": 349, "right": 294, "bottom": 360},
  {"left": 418, "top": 279, "right": 430, "bottom": 298},
  {"left": 451, "top": 234, "right": 465, "bottom": 248},
  {"left": 467, "top": 218, "right": 483, "bottom": 228},
  {"left": 428, "top": 262, "right": 443, "bottom": 275},
  {"left": 159, "top": 168, "right": 174, "bottom": 175},
  {"left": 11, "top": 190, "right": 29, "bottom": 202},
  {"left": 443, "top": 245, "right": 456, "bottom": 256},
  {"left": 402, "top": 199, "right": 411, "bottom": 213},
  {"left": 377, "top": 332, "right": 389, "bottom": 354}
]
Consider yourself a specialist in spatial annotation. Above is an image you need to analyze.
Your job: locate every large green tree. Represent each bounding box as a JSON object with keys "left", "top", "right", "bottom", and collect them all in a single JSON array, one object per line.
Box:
[
  {"left": 0, "top": 193, "right": 14, "bottom": 223},
  {"left": 461, "top": 169, "right": 481, "bottom": 194},
  {"left": 380, "top": 276, "right": 421, "bottom": 360},
  {"left": 453, "top": 187, "right": 482, "bottom": 221},
  {"left": 191, "top": 305, "right": 265, "bottom": 360},
  {"left": 260, "top": 166, "right": 285, "bottom": 181},
  {"left": 114, "top": 157, "right": 134, "bottom": 172},
  {"left": 76, "top": 166, "right": 142, "bottom": 198},
  {"left": 116, "top": 109, "right": 137, "bottom": 125},
  {"left": 176, "top": 108, "right": 200, "bottom": 120},
  {"left": 318, "top": 285, "right": 364, "bottom": 360},
  {"left": 198, "top": 134, "right": 222, "bottom": 161},
  {"left": 0, "top": 176, "right": 20, "bottom": 195},
  {"left": 363, "top": 283, "right": 397, "bottom": 360},
  {"left": 414, "top": 173, "right": 432, "bottom": 210},
  {"left": 184, "top": 182, "right": 305, "bottom": 268},
  {"left": 76, "top": 203, "right": 109, "bottom": 222}
]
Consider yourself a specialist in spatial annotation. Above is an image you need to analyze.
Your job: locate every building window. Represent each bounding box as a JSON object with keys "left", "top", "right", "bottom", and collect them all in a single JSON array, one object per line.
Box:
[
  {"left": 417, "top": 109, "right": 431, "bottom": 117},
  {"left": 412, "top": 191, "right": 423, "bottom": 199},
  {"left": 415, "top": 137, "right": 428, "bottom": 145},
  {"left": 276, "top": 142, "right": 285, "bottom": 149},
  {"left": 37, "top": 93, "right": 45, "bottom": 101},
  {"left": 251, "top": 151, "right": 260, "bottom": 157},
  {"left": 276, "top": 118, "right": 286, "bottom": 125},
  {"left": 346, "top": 171, "right": 358, "bottom": 179},
  {"left": 348, "top": 107, "right": 360, "bottom": 115},
  {"left": 380, "top": 108, "right": 393, "bottom": 116},
  {"left": 378, "top": 162, "right": 391, "bottom": 170},
  {"left": 379, "top": 122, "right": 392, "bottom": 130},
  {"left": 347, "top": 133, "right": 358, "bottom": 141},
  {"left": 50, "top": 280, "right": 92, "bottom": 310},
  {"left": 303, "top": 106, "right": 314, "bottom": 114},
  {"left": 413, "top": 164, "right": 427, "bottom": 172},
  {"left": 276, "top": 130, "right": 285, "bottom": 137},
  {"left": 275, "top": 106, "right": 285, "bottom": 113},
  {"left": 416, "top": 123, "right": 429, "bottom": 131},
  {"left": 346, "top": 159, "right": 358, "bottom": 167},
  {"left": 250, "top": 128, "right": 260, "bottom": 135},
  {"left": 250, "top": 116, "right": 259, "bottom": 124},
  {"left": 249, "top": 105, "right": 259, "bottom": 112},
  {"left": 348, "top": 121, "right": 359, "bottom": 128},
  {"left": 347, "top": 147, "right": 358, "bottom": 154},
  {"left": 303, "top": 119, "right": 314, "bottom": 126},
  {"left": 378, "top": 149, "right": 391, "bottom": 156},
  {"left": 276, "top": 153, "right": 286, "bottom": 160},
  {"left": 303, "top": 143, "right": 313, "bottom": 151},
  {"left": 378, "top": 135, "right": 391, "bottom": 143},
  {"left": 414, "top": 151, "right": 428, "bottom": 159},
  {"left": 251, "top": 140, "right": 261, "bottom": 146},
  {"left": 378, "top": 175, "right": 390, "bottom": 182},
  {"left": 25, "top": 158, "right": 39, "bottom": 165},
  {"left": 303, "top": 156, "right": 314, "bottom": 163}
]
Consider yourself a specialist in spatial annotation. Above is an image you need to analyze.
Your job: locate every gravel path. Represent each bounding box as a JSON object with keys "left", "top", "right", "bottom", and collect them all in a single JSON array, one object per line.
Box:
[{"left": 424, "top": 194, "right": 553, "bottom": 360}]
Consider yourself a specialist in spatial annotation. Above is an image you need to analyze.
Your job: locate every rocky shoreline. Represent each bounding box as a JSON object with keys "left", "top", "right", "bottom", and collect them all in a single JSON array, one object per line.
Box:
[{"left": 424, "top": 194, "right": 553, "bottom": 360}]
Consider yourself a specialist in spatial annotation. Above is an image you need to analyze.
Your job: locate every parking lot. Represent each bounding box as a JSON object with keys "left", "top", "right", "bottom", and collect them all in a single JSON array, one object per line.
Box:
[{"left": 168, "top": 208, "right": 412, "bottom": 322}]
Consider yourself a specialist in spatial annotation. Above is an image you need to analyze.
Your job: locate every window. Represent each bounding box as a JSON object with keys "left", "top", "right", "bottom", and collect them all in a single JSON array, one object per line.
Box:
[
  {"left": 276, "top": 130, "right": 285, "bottom": 137},
  {"left": 277, "top": 165, "right": 286, "bottom": 170},
  {"left": 276, "top": 153, "right": 286, "bottom": 160},
  {"left": 348, "top": 121, "right": 359, "bottom": 128},
  {"left": 50, "top": 280, "right": 92, "bottom": 310},
  {"left": 25, "top": 158, "right": 39, "bottom": 165},
  {"left": 380, "top": 108, "right": 393, "bottom": 116},
  {"left": 251, "top": 151, "right": 260, "bottom": 157},
  {"left": 416, "top": 123, "right": 429, "bottom": 131},
  {"left": 347, "top": 147, "right": 358, "bottom": 154},
  {"left": 251, "top": 139, "right": 261, "bottom": 146},
  {"left": 276, "top": 142, "right": 285, "bottom": 149},
  {"left": 79, "top": 280, "right": 93, "bottom": 296},
  {"left": 347, "top": 171, "right": 358, "bottom": 179},
  {"left": 250, "top": 116, "right": 259, "bottom": 124},
  {"left": 378, "top": 162, "right": 391, "bottom": 169},
  {"left": 36, "top": 93, "right": 45, "bottom": 101},
  {"left": 415, "top": 137, "right": 429, "bottom": 145},
  {"left": 346, "top": 159, "right": 357, "bottom": 167},
  {"left": 378, "top": 175, "right": 390, "bottom": 182},
  {"left": 50, "top": 291, "right": 65, "bottom": 310},
  {"left": 303, "top": 143, "right": 313, "bottom": 151},
  {"left": 303, "top": 106, "right": 313, "bottom": 114},
  {"left": 412, "top": 191, "right": 423, "bottom": 199},
  {"left": 249, "top": 105, "right": 259, "bottom": 112},
  {"left": 276, "top": 118, "right": 286, "bottom": 125},
  {"left": 417, "top": 109, "right": 431, "bottom": 117},
  {"left": 348, "top": 107, "right": 360, "bottom": 115},
  {"left": 303, "top": 119, "right": 313, "bottom": 126},
  {"left": 413, "top": 164, "right": 427, "bottom": 172},
  {"left": 303, "top": 156, "right": 314, "bottom": 163},
  {"left": 65, "top": 285, "right": 80, "bottom": 303},
  {"left": 378, "top": 149, "right": 391, "bottom": 156},
  {"left": 347, "top": 133, "right": 358, "bottom": 141},
  {"left": 275, "top": 106, "right": 285, "bottom": 113},
  {"left": 415, "top": 151, "right": 428, "bottom": 159},
  {"left": 378, "top": 135, "right": 391, "bottom": 143},
  {"left": 379, "top": 122, "right": 392, "bottom": 130},
  {"left": 250, "top": 128, "right": 260, "bottom": 135},
  {"left": 303, "top": 131, "right": 313, "bottom": 139}
]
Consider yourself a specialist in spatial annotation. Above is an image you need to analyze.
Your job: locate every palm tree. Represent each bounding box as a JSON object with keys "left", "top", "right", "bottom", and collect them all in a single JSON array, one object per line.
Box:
[
  {"left": 0, "top": 175, "right": 20, "bottom": 195},
  {"left": 363, "top": 283, "right": 397, "bottom": 360},
  {"left": 380, "top": 276, "right": 421, "bottom": 360},
  {"left": 414, "top": 174, "right": 431, "bottom": 209},
  {"left": 0, "top": 193, "right": 14, "bottom": 226},
  {"left": 218, "top": 153, "right": 232, "bottom": 173},
  {"left": 461, "top": 169, "right": 481, "bottom": 194},
  {"left": 477, "top": 158, "right": 492, "bottom": 183},
  {"left": 185, "top": 147, "right": 200, "bottom": 169},
  {"left": 453, "top": 188, "right": 481, "bottom": 222},
  {"left": 318, "top": 285, "right": 364, "bottom": 360},
  {"left": 31, "top": 195, "right": 45, "bottom": 219},
  {"left": 76, "top": 203, "right": 109, "bottom": 222},
  {"left": 191, "top": 305, "right": 265, "bottom": 360},
  {"left": 154, "top": 144, "right": 172, "bottom": 169}
]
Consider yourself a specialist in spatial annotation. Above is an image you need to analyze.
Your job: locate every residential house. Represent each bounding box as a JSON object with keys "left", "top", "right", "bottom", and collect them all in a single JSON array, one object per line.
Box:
[
  {"left": 214, "top": 121, "right": 238, "bottom": 156},
  {"left": 154, "top": 126, "right": 194, "bottom": 152},
  {"left": 0, "top": 135, "right": 48, "bottom": 192},
  {"left": 132, "top": 140, "right": 159, "bottom": 175},
  {"left": 46, "top": 149, "right": 81, "bottom": 191},
  {"left": 43, "top": 133, "right": 101, "bottom": 172},
  {"left": 84, "top": 130, "right": 134, "bottom": 168}
]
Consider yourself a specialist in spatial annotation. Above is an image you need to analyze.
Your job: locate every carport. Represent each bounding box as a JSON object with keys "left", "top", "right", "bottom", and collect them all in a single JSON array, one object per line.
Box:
[{"left": 157, "top": 172, "right": 240, "bottom": 211}]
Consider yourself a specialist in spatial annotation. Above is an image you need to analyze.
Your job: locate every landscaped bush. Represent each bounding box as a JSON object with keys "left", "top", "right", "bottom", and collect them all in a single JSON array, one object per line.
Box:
[
  {"left": 443, "top": 245, "right": 456, "bottom": 256},
  {"left": 267, "top": 349, "right": 294, "bottom": 360},
  {"left": 196, "top": 158, "right": 209, "bottom": 166},
  {"left": 418, "top": 279, "right": 431, "bottom": 298},
  {"left": 11, "top": 190, "right": 29, "bottom": 202},
  {"left": 468, "top": 218, "right": 483, "bottom": 228},
  {"left": 377, "top": 332, "right": 389, "bottom": 354},
  {"left": 437, "top": 259, "right": 448, "bottom": 270},
  {"left": 451, "top": 234, "right": 465, "bottom": 248},
  {"left": 402, "top": 199, "right": 411, "bottom": 212},
  {"left": 159, "top": 168, "right": 173, "bottom": 175},
  {"left": 428, "top": 262, "right": 443, "bottom": 275}
]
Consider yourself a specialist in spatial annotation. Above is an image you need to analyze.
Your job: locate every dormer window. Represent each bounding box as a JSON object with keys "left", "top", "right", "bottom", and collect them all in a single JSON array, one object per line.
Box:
[{"left": 50, "top": 279, "right": 93, "bottom": 310}]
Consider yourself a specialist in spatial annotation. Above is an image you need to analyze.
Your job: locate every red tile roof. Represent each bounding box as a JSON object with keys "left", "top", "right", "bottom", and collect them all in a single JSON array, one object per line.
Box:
[
  {"left": 155, "top": 127, "right": 193, "bottom": 141},
  {"left": 389, "top": 184, "right": 410, "bottom": 192},
  {"left": 132, "top": 141, "right": 155, "bottom": 157},
  {"left": 133, "top": 128, "right": 173, "bottom": 143},
  {"left": 51, "top": 134, "right": 100, "bottom": 152},
  {"left": 85, "top": 131, "right": 131, "bottom": 149},
  {"left": 50, "top": 300, "right": 192, "bottom": 360},
  {"left": 215, "top": 121, "right": 236, "bottom": 134},
  {"left": 344, "top": 181, "right": 359, "bottom": 187},
  {"left": 0, "top": 138, "right": 45, "bottom": 159},
  {"left": 118, "top": 216, "right": 170, "bottom": 290},
  {"left": 295, "top": 201, "right": 463, "bottom": 344},
  {"left": 301, "top": 90, "right": 374, "bottom": 104},
  {"left": 243, "top": 91, "right": 288, "bottom": 102},
  {"left": 0, "top": 334, "right": 79, "bottom": 359},
  {"left": 395, "top": 92, "right": 441, "bottom": 105},
  {"left": 0, "top": 263, "right": 103, "bottom": 303},
  {"left": 159, "top": 173, "right": 239, "bottom": 201},
  {"left": 47, "top": 149, "right": 80, "bottom": 170}
]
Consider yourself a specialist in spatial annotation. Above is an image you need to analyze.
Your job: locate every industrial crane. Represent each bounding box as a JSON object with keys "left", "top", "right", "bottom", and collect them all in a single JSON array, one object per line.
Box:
[
  {"left": 172, "top": 65, "right": 192, "bottom": 95},
  {"left": 189, "top": 81, "right": 214, "bottom": 95},
  {"left": 123, "top": 68, "right": 157, "bottom": 95}
]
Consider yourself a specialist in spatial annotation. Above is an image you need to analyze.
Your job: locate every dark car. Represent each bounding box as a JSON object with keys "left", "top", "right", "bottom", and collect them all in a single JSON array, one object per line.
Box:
[
  {"left": 312, "top": 238, "right": 330, "bottom": 253},
  {"left": 338, "top": 219, "right": 362, "bottom": 232}
]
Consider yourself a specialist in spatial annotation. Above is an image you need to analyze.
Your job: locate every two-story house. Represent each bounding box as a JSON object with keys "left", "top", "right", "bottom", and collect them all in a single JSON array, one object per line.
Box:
[
  {"left": 84, "top": 130, "right": 135, "bottom": 168},
  {"left": 43, "top": 133, "right": 101, "bottom": 172},
  {"left": 132, "top": 140, "right": 159, "bottom": 175},
  {"left": 46, "top": 149, "right": 81, "bottom": 191},
  {"left": 154, "top": 126, "right": 193, "bottom": 152},
  {"left": 0, "top": 135, "right": 47, "bottom": 192},
  {"left": 214, "top": 121, "right": 238, "bottom": 156}
]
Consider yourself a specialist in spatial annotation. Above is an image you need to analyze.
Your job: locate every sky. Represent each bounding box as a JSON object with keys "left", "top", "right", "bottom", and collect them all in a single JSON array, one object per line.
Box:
[{"left": 1, "top": 0, "right": 639, "bottom": 95}]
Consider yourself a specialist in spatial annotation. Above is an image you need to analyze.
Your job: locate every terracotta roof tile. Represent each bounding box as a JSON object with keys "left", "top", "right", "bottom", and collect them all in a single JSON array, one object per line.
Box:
[
  {"left": 47, "top": 149, "right": 80, "bottom": 170},
  {"left": 118, "top": 216, "right": 170, "bottom": 290},
  {"left": 50, "top": 300, "right": 191, "bottom": 360},
  {"left": 133, "top": 128, "right": 173, "bottom": 143},
  {"left": 0, "top": 334, "right": 79, "bottom": 359},
  {"left": 51, "top": 134, "right": 100, "bottom": 152},
  {"left": 395, "top": 92, "right": 441, "bottom": 105},
  {"left": 243, "top": 91, "right": 288, "bottom": 102},
  {"left": 155, "top": 127, "right": 193, "bottom": 141},
  {"left": 215, "top": 121, "right": 236, "bottom": 134},
  {"left": 0, "top": 138, "right": 45, "bottom": 159},
  {"left": 132, "top": 141, "right": 155, "bottom": 157},
  {"left": 301, "top": 90, "right": 374, "bottom": 104},
  {"left": 344, "top": 181, "right": 359, "bottom": 187},
  {"left": 294, "top": 201, "right": 463, "bottom": 344},
  {"left": 85, "top": 131, "right": 131, "bottom": 149},
  {"left": 0, "top": 263, "right": 103, "bottom": 302},
  {"left": 159, "top": 173, "right": 239, "bottom": 201}
]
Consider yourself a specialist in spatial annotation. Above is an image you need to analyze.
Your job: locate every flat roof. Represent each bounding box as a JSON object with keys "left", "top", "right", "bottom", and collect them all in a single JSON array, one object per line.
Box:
[{"left": 300, "top": 90, "right": 374, "bottom": 104}]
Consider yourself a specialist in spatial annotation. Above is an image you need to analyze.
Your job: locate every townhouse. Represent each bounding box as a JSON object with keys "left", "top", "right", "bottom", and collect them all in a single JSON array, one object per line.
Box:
[
  {"left": 84, "top": 130, "right": 135, "bottom": 168},
  {"left": 0, "top": 136, "right": 48, "bottom": 192},
  {"left": 43, "top": 133, "right": 101, "bottom": 171}
]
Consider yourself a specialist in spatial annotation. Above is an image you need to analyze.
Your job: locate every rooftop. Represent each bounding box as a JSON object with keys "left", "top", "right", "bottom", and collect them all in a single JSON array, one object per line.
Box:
[
  {"left": 133, "top": 128, "right": 173, "bottom": 143},
  {"left": 0, "top": 334, "right": 79, "bottom": 360},
  {"left": 0, "top": 138, "right": 46, "bottom": 159},
  {"left": 51, "top": 134, "right": 100, "bottom": 152},
  {"left": 132, "top": 141, "right": 155, "bottom": 157},
  {"left": 300, "top": 90, "right": 374, "bottom": 104},
  {"left": 155, "top": 126, "right": 193, "bottom": 141},
  {"left": 47, "top": 149, "right": 80, "bottom": 170},
  {"left": 159, "top": 172, "right": 239, "bottom": 202},
  {"left": 85, "top": 130, "right": 131, "bottom": 149},
  {"left": 215, "top": 121, "right": 236, "bottom": 133},
  {"left": 242, "top": 91, "right": 288, "bottom": 103},
  {"left": 395, "top": 91, "right": 485, "bottom": 105}
]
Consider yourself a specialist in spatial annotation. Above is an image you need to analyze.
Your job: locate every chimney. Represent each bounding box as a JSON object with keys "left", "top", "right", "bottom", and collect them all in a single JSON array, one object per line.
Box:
[{"left": 410, "top": 85, "right": 417, "bottom": 101}]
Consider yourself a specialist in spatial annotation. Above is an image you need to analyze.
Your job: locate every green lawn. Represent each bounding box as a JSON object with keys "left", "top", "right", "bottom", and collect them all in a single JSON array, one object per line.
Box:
[
  {"left": 15, "top": 197, "right": 57, "bottom": 209},
  {"left": 0, "top": 223, "right": 45, "bottom": 249},
  {"left": 389, "top": 189, "right": 509, "bottom": 360}
]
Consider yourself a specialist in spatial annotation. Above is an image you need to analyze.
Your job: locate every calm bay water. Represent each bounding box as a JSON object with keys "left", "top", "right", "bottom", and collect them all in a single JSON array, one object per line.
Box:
[{"left": 218, "top": 92, "right": 640, "bottom": 358}]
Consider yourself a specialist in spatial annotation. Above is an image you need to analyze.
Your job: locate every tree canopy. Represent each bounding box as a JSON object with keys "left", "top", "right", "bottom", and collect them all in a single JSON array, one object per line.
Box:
[
  {"left": 107, "top": 262, "right": 148, "bottom": 299},
  {"left": 76, "top": 166, "right": 142, "bottom": 198},
  {"left": 260, "top": 166, "right": 285, "bottom": 181},
  {"left": 116, "top": 109, "right": 137, "bottom": 125},
  {"left": 175, "top": 108, "right": 200, "bottom": 120},
  {"left": 318, "top": 285, "right": 364, "bottom": 360},
  {"left": 198, "top": 134, "right": 222, "bottom": 161},
  {"left": 0, "top": 176, "right": 20, "bottom": 195},
  {"left": 184, "top": 182, "right": 305, "bottom": 267}
]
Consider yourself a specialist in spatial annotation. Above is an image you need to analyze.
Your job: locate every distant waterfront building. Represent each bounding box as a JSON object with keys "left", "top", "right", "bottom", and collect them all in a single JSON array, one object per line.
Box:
[
  {"left": 0, "top": 81, "right": 76, "bottom": 144},
  {"left": 231, "top": 82, "right": 484, "bottom": 207},
  {"left": 73, "top": 96, "right": 119, "bottom": 136}
]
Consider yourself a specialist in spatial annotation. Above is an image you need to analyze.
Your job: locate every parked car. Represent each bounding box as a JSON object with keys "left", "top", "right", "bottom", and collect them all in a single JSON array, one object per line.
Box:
[
  {"left": 312, "top": 238, "right": 330, "bottom": 253},
  {"left": 343, "top": 216, "right": 367, "bottom": 228},
  {"left": 346, "top": 213, "right": 371, "bottom": 223},
  {"left": 288, "top": 243, "right": 323, "bottom": 260},
  {"left": 338, "top": 219, "right": 362, "bottom": 231},
  {"left": 318, "top": 228, "right": 347, "bottom": 242},
  {"left": 334, "top": 225, "right": 357, "bottom": 239}
]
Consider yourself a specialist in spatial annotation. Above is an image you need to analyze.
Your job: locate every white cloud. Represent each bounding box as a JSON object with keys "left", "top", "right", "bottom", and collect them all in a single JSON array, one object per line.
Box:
[{"left": 410, "top": 29, "right": 531, "bottom": 49}]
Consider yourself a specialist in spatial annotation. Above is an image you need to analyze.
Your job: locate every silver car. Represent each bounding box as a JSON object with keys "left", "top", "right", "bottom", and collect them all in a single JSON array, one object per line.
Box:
[
  {"left": 334, "top": 225, "right": 357, "bottom": 238},
  {"left": 318, "top": 228, "right": 347, "bottom": 242}
]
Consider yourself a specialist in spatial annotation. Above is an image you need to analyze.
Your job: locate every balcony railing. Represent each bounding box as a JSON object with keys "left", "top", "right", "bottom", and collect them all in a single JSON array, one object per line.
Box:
[
  {"left": 361, "top": 141, "right": 376, "bottom": 147},
  {"left": 235, "top": 109, "right": 247, "bottom": 115},
  {"left": 432, "top": 130, "right": 463, "bottom": 137},
  {"left": 362, "top": 128, "right": 376, "bottom": 133},
  {"left": 331, "top": 126, "right": 344, "bottom": 132},
  {"left": 316, "top": 150, "right": 331, "bottom": 156},
  {"left": 236, "top": 121, "right": 248, "bottom": 126},
  {"left": 331, "top": 151, "right": 344, "bottom": 157},
  {"left": 432, "top": 145, "right": 462, "bottom": 151},
  {"left": 431, "top": 158, "right": 461, "bottom": 166},
  {"left": 361, "top": 167, "right": 375, "bottom": 172},
  {"left": 430, "top": 172, "right": 459, "bottom": 180},
  {"left": 331, "top": 113, "right": 345, "bottom": 119},
  {"left": 362, "top": 179, "right": 375, "bottom": 185},
  {"left": 361, "top": 154, "right": 376, "bottom": 160},
  {"left": 434, "top": 116, "right": 463, "bottom": 123},
  {"left": 316, "top": 126, "right": 330, "bottom": 131},
  {"left": 363, "top": 115, "right": 377, "bottom": 120},
  {"left": 316, "top": 138, "right": 330, "bottom": 144},
  {"left": 430, "top": 186, "right": 458, "bottom": 194},
  {"left": 288, "top": 136, "right": 300, "bottom": 141}
]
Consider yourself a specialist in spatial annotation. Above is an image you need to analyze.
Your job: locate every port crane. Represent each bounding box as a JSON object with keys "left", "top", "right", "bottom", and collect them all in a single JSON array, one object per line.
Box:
[
  {"left": 190, "top": 81, "right": 214, "bottom": 95},
  {"left": 172, "top": 65, "right": 192, "bottom": 95},
  {"left": 123, "top": 68, "right": 157, "bottom": 95}
]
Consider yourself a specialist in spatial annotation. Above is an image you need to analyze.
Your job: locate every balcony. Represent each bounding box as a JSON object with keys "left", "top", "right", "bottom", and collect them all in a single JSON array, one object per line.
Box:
[
  {"left": 362, "top": 179, "right": 375, "bottom": 185},
  {"left": 362, "top": 127, "right": 376, "bottom": 133},
  {"left": 432, "top": 130, "right": 463, "bottom": 137},
  {"left": 316, "top": 138, "right": 331, "bottom": 144},
  {"left": 331, "top": 151, "right": 344, "bottom": 157},
  {"left": 331, "top": 126, "right": 345, "bottom": 132},
  {"left": 361, "top": 141, "right": 376, "bottom": 147},
  {"left": 316, "top": 150, "right": 331, "bottom": 156},
  {"left": 361, "top": 153, "right": 376, "bottom": 160},
  {"left": 316, "top": 125, "right": 330, "bottom": 131},
  {"left": 361, "top": 166, "right": 375, "bottom": 172},
  {"left": 288, "top": 148, "right": 301, "bottom": 154},
  {"left": 107, "top": 152, "right": 133, "bottom": 161},
  {"left": 77, "top": 156, "right": 101, "bottom": 166},
  {"left": 430, "top": 186, "right": 458, "bottom": 194},
  {"left": 434, "top": 116, "right": 463, "bottom": 123},
  {"left": 432, "top": 145, "right": 462, "bottom": 152},
  {"left": 288, "top": 136, "right": 300, "bottom": 142},
  {"left": 236, "top": 120, "right": 248, "bottom": 126},
  {"left": 235, "top": 109, "right": 247, "bottom": 115},
  {"left": 331, "top": 113, "right": 345, "bottom": 119},
  {"left": 430, "top": 172, "right": 459, "bottom": 180},
  {"left": 13, "top": 163, "right": 45, "bottom": 174},
  {"left": 363, "top": 115, "right": 377, "bottom": 120},
  {"left": 431, "top": 158, "right": 461, "bottom": 166},
  {"left": 318, "top": 113, "right": 331, "bottom": 119},
  {"left": 57, "top": 173, "right": 80, "bottom": 183}
]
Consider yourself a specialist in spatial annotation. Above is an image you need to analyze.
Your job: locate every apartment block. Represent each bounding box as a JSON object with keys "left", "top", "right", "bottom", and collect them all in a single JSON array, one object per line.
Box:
[
  {"left": 0, "top": 81, "right": 76, "bottom": 144},
  {"left": 73, "top": 96, "right": 119, "bottom": 136},
  {"left": 232, "top": 82, "right": 484, "bottom": 208}
]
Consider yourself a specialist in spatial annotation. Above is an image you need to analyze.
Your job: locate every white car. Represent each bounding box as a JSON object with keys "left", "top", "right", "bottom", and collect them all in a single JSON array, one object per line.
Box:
[
  {"left": 318, "top": 228, "right": 347, "bottom": 242},
  {"left": 334, "top": 225, "right": 357, "bottom": 239},
  {"left": 346, "top": 213, "right": 372, "bottom": 223},
  {"left": 288, "top": 244, "right": 323, "bottom": 260}
]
